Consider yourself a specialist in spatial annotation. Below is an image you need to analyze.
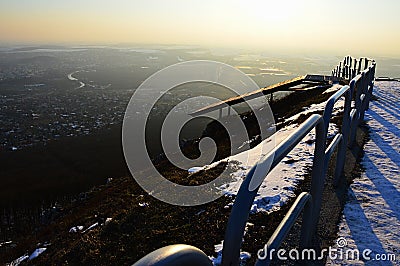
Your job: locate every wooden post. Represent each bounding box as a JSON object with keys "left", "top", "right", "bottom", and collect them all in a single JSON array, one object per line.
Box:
[
  {"left": 353, "top": 59, "right": 358, "bottom": 79},
  {"left": 357, "top": 59, "right": 362, "bottom": 75},
  {"left": 364, "top": 58, "right": 369, "bottom": 70}
]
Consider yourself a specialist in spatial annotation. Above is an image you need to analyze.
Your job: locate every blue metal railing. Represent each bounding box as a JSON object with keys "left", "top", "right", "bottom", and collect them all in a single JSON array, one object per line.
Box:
[
  {"left": 222, "top": 114, "right": 326, "bottom": 265},
  {"left": 133, "top": 57, "right": 376, "bottom": 266},
  {"left": 255, "top": 192, "right": 312, "bottom": 265}
]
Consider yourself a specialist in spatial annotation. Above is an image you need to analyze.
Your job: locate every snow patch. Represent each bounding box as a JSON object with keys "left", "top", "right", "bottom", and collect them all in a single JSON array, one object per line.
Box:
[
  {"left": 28, "top": 247, "right": 47, "bottom": 260},
  {"left": 209, "top": 241, "right": 251, "bottom": 265},
  {"left": 69, "top": 225, "right": 84, "bottom": 233},
  {"left": 0, "top": 240, "right": 12, "bottom": 247},
  {"left": 188, "top": 167, "right": 204, "bottom": 174},
  {"left": 8, "top": 254, "right": 29, "bottom": 266},
  {"left": 82, "top": 222, "right": 98, "bottom": 233},
  {"left": 215, "top": 102, "right": 341, "bottom": 213}
]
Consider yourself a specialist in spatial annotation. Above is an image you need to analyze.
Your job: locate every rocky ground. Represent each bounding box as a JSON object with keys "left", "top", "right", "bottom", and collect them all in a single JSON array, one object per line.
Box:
[{"left": 1, "top": 86, "right": 364, "bottom": 266}]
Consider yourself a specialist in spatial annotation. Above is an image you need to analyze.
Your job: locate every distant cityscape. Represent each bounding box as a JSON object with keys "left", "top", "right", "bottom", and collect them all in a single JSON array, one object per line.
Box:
[
  {"left": 1, "top": 45, "right": 399, "bottom": 152},
  {"left": 1, "top": 87, "right": 129, "bottom": 150}
]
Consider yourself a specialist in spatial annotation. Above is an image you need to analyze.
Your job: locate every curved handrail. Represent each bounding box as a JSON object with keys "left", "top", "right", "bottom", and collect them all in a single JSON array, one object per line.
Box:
[
  {"left": 133, "top": 57, "right": 377, "bottom": 266},
  {"left": 255, "top": 192, "right": 312, "bottom": 265},
  {"left": 132, "top": 244, "right": 213, "bottom": 266},
  {"left": 221, "top": 114, "right": 325, "bottom": 265},
  {"left": 222, "top": 60, "right": 376, "bottom": 265}
]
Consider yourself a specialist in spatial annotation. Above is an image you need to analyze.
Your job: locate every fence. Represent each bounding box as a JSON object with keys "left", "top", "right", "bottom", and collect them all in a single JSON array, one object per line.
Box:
[
  {"left": 133, "top": 57, "right": 376, "bottom": 266},
  {"left": 332, "top": 55, "right": 375, "bottom": 81}
]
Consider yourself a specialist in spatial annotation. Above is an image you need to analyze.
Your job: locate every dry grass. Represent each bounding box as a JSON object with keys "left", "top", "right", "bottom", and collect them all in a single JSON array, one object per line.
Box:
[{"left": 1, "top": 87, "right": 341, "bottom": 265}]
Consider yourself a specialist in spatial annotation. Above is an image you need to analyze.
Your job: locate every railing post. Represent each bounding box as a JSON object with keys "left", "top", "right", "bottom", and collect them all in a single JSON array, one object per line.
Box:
[
  {"left": 357, "top": 59, "right": 362, "bottom": 75},
  {"left": 352, "top": 59, "right": 357, "bottom": 79},
  {"left": 349, "top": 57, "right": 352, "bottom": 70},
  {"left": 349, "top": 72, "right": 363, "bottom": 146},
  {"left": 359, "top": 70, "right": 368, "bottom": 122},
  {"left": 360, "top": 69, "right": 371, "bottom": 123},
  {"left": 299, "top": 196, "right": 314, "bottom": 249},
  {"left": 364, "top": 58, "right": 369, "bottom": 70},
  {"left": 349, "top": 57, "right": 353, "bottom": 79},
  {"left": 308, "top": 119, "right": 326, "bottom": 237},
  {"left": 349, "top": 108, "right": 358, "bottom": 148},
  {"left": 334, "top": 85, "right": 353, "bottom": 186},
  {"left": 367, "top": 64, "right": 376, "bottom": 110}
]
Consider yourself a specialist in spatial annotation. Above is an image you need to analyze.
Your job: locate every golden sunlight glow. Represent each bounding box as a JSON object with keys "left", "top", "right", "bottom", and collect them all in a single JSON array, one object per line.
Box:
[
  {"left": 0, "top": 0, "right": 399, "bottom": 56},
  {"left": 247, "top": 0, "right": 302, "bottom": 23}
]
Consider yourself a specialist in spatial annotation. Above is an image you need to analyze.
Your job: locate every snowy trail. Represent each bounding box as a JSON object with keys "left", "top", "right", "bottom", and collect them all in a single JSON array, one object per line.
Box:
[{"left": 328, "top": 81, "right": 400, "bottom": 265}]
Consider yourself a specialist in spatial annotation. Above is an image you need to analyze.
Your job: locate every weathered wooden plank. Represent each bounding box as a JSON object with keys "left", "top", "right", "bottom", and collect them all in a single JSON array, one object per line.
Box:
[{"left": 190, "top": 76, "right": 305, "bottom": 116}]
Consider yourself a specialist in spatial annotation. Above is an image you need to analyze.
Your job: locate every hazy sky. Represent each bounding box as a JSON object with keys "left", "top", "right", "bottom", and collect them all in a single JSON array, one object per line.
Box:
[{"left": 1, "top": 0, "right": 399, "bottom": 56}]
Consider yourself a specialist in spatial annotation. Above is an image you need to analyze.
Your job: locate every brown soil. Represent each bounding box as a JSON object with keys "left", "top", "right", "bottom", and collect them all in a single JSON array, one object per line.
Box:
[{"left": 1, "top": 87, "right": 352, "bottom": 266}]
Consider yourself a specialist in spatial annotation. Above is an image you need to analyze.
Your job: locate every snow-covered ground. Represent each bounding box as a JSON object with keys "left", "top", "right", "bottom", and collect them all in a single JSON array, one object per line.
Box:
[
  {"left": 8, "top": 246, "right": 48, "bottom": 265},
  {"left": 208, "top": 86, "right": 344, "bottom": 264},
  {"left": 205, "top": 91, "right": 344, "bottom": 215},
  {"left": 327, "top": 81, "right": 400, "bottom": 265}
]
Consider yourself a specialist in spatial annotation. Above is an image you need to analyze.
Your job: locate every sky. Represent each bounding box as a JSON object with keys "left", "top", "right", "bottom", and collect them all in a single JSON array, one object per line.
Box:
[{"left": 1, "top": 0, "right": 399, "bottom": 56}]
